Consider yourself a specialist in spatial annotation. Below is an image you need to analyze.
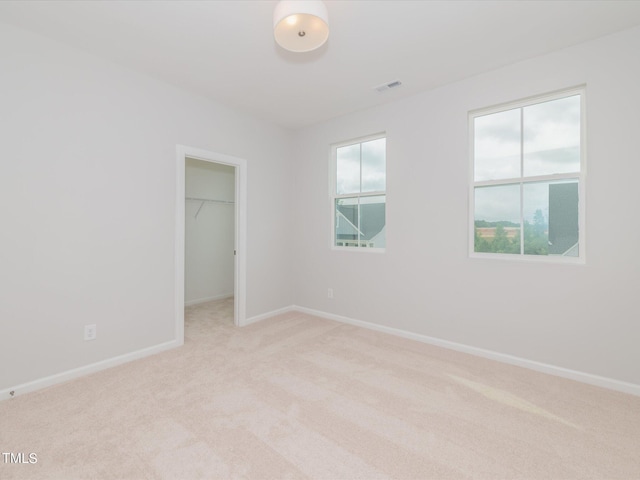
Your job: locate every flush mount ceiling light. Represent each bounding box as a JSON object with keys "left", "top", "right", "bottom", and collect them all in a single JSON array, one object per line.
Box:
[{"left": 273, "top": 0, "right": 329, "bottom": 53}]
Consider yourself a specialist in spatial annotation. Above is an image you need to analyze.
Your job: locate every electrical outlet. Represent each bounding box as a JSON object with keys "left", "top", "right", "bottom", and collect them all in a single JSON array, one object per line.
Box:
[
  {"left": 84, "top": 324, "right": 97, "bottom": 341},
  {"left": 328, "top": 288, "right": 333, "bottom": 299}
]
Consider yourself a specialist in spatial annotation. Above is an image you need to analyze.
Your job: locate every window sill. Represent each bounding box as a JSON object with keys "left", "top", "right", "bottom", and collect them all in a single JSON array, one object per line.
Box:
[
  {"left": 469, "top": 252, "right": 585, "bottom": 265},
  {"left": 332, "top": 246, "right": 386, "bottom": 254}
]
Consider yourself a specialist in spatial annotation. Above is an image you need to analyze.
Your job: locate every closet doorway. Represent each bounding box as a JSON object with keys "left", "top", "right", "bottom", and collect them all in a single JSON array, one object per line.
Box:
[
  {"left": 185, "top": 158, "right": 235, "bottom": 307},
  {"left": 175, "top": 145, "right": 247, "bottom": 343}
]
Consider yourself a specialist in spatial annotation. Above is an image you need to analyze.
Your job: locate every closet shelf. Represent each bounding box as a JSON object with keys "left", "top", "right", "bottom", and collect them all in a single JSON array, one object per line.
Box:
[
  {"left": 186, "top": 196, "right": 234, "bottom": 205},
  {"left": 186, "top": 197, "right": 234, "bottom": 219}
]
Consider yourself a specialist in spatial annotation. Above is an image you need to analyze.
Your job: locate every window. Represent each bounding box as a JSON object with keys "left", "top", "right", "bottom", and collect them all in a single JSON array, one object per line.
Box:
[
  {"left": 470, "top": 88, "right": 585, "bottom": 260},
  {"left": 332, "top": 134, "right": 386, "bottom": 249}
]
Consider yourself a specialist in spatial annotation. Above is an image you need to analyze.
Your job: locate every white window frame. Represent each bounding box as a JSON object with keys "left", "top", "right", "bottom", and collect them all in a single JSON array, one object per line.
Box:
[
  {"left": 330, "top": 132, "right": 387, "bottom": 252},
  {"left": 469, "top": 87, "right": 587, "bottom": 263}
]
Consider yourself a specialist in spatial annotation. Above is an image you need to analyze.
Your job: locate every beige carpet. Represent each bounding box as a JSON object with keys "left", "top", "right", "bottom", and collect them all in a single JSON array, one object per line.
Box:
[{"left": 1, "top": 298, "right": 639, "bottom": 480}]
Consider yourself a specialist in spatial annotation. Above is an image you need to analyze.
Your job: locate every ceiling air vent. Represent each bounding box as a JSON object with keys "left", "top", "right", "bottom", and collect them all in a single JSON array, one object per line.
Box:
[{"left": 374, "top": 80, "right": 402, "bottom": 93}]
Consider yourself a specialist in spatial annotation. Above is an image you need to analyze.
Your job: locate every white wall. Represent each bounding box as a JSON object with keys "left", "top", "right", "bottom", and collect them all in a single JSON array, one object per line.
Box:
[
  {"left": 0, "top": 23, "right": 293, "bottom": 391},
  {"left": 292, "top": 26, "right": 640, "bottom": 386},
  {"left": 185, "top": 159, "right": 235, "bottom": 305},
  {"left": 3, "top": 19, "right": 639, "bottom": 396}
]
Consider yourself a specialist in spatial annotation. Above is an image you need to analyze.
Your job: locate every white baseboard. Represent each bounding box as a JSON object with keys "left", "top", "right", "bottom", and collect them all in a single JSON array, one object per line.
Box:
[
  {"left": 242, "top": 305, "right": 296, "bottom": 327},
  {"left": 292, "top": 305, "right": 640, "bottom": 397},
  {"left": 185, "top": 293, "right": 233, "bottom": 307},
  {"left": 1, "top": 339, "right": 181, "bottom": 401},
  {"left": 6, "top": 305, "right": 637, "bottom": 401},
  {"left": 1, "top": 301, "right": 282, "bottom": 401}
]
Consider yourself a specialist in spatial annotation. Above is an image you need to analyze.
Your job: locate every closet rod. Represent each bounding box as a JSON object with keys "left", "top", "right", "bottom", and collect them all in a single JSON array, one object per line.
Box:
[
  {"left": 186, "top": 197, "right": 234, "bottom": 219},
  {"left": 186, "top": 196, "right": 235, "bottom": 205}
]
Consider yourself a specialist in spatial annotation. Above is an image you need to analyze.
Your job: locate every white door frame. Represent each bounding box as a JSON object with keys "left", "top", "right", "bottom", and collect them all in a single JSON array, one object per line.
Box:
[{"left": 175, "top": 145, "right": 247, "bottom": 343}]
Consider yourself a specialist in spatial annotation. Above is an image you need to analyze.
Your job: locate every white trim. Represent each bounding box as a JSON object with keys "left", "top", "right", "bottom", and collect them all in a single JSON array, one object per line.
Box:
[
  {"left": 331, "top": 132, "right": 387, "bottom": 150},
  {"left": 469, "top": 85, "right": 586, "bottom": 117},
  {"left": 330, "top": 133, "right": 387, "bottom": 252},
  {"left": 334, "top": 190, "right": 386, "bottom": 199},
  {"left": 5, "top": 305, "right": 637, "bottom": 401},
  {"left": 332, "top": 244, "right": 386, "bottom": 254},
  {"left": 184, "top": 293, "right": 234, "bottom": 307},
  {"left": 1, "top": 340, "right": 179, "bottom": 401},
  {"left": 291, "top": 306, "right": 640, "bottom": 397},
  {"left": 474, "top": 172, "right": 580, "bottom": 188},
  {"left": 469, "top": 251, "right": 586, "bottom": 265},
  {"left": 578, "top": 89, "right": 587, "bottom": 261},
  {"left": 243, "top": 305, "right": 296, "bottom": 327},
  {"left": 469, "top": 86, "right": 586, "bottom": 263},
  {"left": 175, "top": 150, "right": 186, "bottom": 345},
  {"left": 176, "top": 145, "right": 247, "bottom": 334}
]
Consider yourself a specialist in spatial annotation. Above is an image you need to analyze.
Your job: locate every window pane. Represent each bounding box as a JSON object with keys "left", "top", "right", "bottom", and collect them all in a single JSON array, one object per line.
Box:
[
  {"left": 549, "top": 181, "right": 579, "bottom": 256},
  {"left": 335, "top": 197, "right": 359, "bottom": 247},
  {"left": 361, "top": 138, "right": 386, "bottom": 193},
  {"left": 524, "top": 95, "right": 580, "bottom": 176},
  {"left": 359, "top": 195, "right": 386, "bottom": 248},
  {"left": 336, "top": 144, "right": 360, "bottom": 194},
  {"left": 523, "top": 183, "right": 549, "bottom": 255},
  {"left": 474, "top": 185, "right": 520, "bottom": 254},
  {"left": 523, "top": 180, "right": 579, "bottom": 256},
  {"left": 474, "top": 108, "right": 521, "bottom": 181}
]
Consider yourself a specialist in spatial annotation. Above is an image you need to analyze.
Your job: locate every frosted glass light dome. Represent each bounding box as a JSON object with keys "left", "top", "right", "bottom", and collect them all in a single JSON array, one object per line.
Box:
[{"left": 273, "top": 0, "right": 329, "bottom": 53}]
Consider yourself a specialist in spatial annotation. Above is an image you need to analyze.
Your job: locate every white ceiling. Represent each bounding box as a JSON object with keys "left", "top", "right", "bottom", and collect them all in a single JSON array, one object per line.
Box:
[{"left": 2, "top": 0, "right": 640, "bottom": 129}]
